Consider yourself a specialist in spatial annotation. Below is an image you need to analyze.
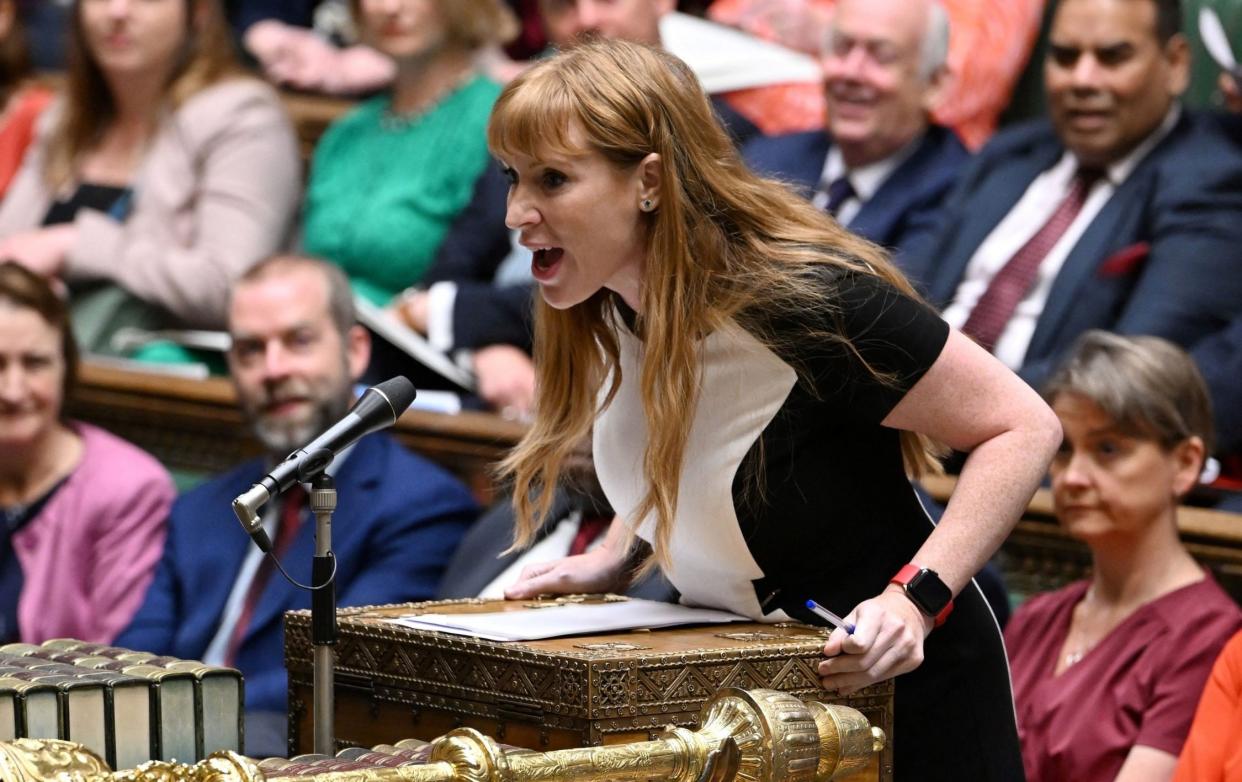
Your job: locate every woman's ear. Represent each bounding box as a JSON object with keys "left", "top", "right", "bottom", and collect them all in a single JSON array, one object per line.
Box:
[
  {"left": 1171, "top": 435, "right": 1206, "bottom": 498},
  {"left": 637, "top": 152, "right": 662, "bottom": 210}
]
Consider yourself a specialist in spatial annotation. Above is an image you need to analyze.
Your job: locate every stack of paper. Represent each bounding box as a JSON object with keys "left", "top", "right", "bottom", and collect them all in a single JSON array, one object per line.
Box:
[{"left": 387, "top": 599, "right": 748, "bottom": 642}]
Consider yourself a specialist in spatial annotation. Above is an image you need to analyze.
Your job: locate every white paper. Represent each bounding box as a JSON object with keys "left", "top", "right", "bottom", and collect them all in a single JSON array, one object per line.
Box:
[
  {"left": 385, "top": 599, "right": 748, "bottom": 642},
  {"left": 660, "top": 12, "right": 821, "bottom": 94},
  {"left": 353, "top": 296, "right": 477, "bottom": 392}
]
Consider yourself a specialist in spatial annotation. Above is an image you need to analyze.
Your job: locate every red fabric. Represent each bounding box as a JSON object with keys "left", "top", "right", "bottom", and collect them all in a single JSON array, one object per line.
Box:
[
  {"left": 1097, "top": 241, "right": 1150, "bottom": 278},
  {"left": 0, "top": 86, "right": 52, "bottom": 199},
  {"left": 567, "top": 515, "right": 610, "bottom": 557},
  {"left": 962, "top": 168, "right": 1101, "bottom": 353},
  {"left": 224, "top": 485, "right": 306, "bottom": 666},
  {"left": 1174, "top": 630, "right": 1242, "bottom": 782},
  {"left": 1004, "top": 575, "right": 1242, "bottom": 782}
]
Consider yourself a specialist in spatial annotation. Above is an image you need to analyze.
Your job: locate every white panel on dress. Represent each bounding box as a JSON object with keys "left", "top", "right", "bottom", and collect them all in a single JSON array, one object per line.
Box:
[{"left": 594, "top": 320, "right": 797, "bottom": 620}]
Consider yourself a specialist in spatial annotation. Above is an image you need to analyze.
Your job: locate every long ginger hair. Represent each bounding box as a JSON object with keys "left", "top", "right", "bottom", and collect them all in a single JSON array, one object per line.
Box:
[
  {"left": 492, "top": 39, "right": 942, "bottom": 570},
  {"left": 44, "top": 0, "right": 242, "bottom": 187}
]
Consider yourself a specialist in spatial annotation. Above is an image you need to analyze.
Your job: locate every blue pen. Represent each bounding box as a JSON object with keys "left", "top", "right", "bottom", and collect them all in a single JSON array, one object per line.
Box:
[{"left": 805, "top": 599, "right": 855, "bottom": 634}]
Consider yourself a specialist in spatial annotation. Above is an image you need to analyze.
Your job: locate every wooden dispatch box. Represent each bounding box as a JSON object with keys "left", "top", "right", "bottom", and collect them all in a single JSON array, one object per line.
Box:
[{"left": 285, "top": 597, "right": 894, "bottom": 781}]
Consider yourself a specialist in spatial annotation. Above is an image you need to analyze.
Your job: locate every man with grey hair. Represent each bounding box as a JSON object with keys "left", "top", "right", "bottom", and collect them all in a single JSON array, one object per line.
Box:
[
  {"left": 743, "top": 0, "right": 967, "bottom": 267},
  {"left": 118, "top": 255, "right": 478, "bottom": 757}
]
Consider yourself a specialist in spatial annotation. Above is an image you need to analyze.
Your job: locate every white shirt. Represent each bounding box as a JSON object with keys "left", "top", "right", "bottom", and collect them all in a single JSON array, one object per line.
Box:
[
  {"left": 943, "top": 107, "right": 1180, "bottom": 369},
  {"left": 812, "top": 139, "right": 919, "bottom": 226}
]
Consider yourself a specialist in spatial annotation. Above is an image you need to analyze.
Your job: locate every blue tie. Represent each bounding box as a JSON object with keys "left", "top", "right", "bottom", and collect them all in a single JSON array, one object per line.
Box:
[{"left": 823, "top": 176, "right": 856, "bottom": 217}]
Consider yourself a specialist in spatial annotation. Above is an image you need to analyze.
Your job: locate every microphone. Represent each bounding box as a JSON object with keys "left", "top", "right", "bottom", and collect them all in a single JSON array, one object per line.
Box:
[{"left": 232, "top": 376, "right": 417, "bottom": 552}]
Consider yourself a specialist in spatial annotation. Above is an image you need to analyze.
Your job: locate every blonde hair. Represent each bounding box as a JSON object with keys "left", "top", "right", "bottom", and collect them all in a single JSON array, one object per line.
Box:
[
  {"left": 44, "top": 0, "right": 243, "bottom": 187},
  {"left": 1044, "top": 330, "right": 1215, "bottom": 461},
  {"left": 492, "top": 39, "right": 942, "bottom": 570},
  {"left": 351, "top": 0, "right": 518, "bottom": 51}
]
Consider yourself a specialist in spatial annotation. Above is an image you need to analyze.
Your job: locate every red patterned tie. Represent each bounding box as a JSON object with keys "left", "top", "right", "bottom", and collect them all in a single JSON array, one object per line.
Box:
[
  {"left": 568, "top": 515, "right": 611, "bottom": 557},
  {"left": 224, "top": 484, "right": 307, "bottom": 666},
  {"left": 961, "top": 168, "right": 1104, "bottom": 353}
]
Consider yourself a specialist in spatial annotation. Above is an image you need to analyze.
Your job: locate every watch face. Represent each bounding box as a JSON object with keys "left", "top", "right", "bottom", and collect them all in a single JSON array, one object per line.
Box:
[{"left": 909, "top": 569, "right": 953, "bottom": 615}]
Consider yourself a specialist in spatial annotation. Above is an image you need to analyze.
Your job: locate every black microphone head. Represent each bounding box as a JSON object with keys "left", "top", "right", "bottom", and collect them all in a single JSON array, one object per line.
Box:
[{"left": 373, "top": 376, "right": 417, "bottom": 418}]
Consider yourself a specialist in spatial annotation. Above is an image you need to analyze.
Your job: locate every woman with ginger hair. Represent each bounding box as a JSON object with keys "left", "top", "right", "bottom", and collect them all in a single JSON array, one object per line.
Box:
[
  {"left": 0, "top": 0, "right": 300, "bottom": 345},
  {"left": 493, "top": 38, "right": 1060, "bottom": 780}
]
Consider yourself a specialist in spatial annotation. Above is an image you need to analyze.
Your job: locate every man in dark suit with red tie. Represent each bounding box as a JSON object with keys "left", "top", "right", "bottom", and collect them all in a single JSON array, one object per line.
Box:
[
  {"left": 116, "top": 255, "right": 478, "bottom": 757},
  {"left": 909, "top": 0, "right": 1242, "bottom": 389},
  {"left": 742, "top": 0, "right": 969, "bottom": 268}
]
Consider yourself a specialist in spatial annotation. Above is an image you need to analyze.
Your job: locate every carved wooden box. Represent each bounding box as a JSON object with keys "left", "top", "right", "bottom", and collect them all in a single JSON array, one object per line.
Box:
[{"left": 285, "top": 598, "right": 894, "bottom": 781}]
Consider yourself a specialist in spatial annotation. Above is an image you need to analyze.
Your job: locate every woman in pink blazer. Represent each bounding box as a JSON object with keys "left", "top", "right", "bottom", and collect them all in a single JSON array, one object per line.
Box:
[{"left": 0, "top": 261, "right": 174, "bottom": 643}]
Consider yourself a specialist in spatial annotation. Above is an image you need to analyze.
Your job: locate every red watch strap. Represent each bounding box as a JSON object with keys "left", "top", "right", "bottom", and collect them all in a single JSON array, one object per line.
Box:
[
  {"left": 890, "top": 564, "right": 955, "bottom": 627},
  {"left": 892, "top": 563, "right": 921, "bottom": 586}
]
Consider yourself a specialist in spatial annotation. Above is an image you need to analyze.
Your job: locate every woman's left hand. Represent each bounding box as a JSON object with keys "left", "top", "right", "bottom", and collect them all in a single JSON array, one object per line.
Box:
[
  {"left": 817, "top": 586, "right": 935, "bottom": 696},
  {"left": 0, "top": 225, "right": 76, "bottom": 277}
]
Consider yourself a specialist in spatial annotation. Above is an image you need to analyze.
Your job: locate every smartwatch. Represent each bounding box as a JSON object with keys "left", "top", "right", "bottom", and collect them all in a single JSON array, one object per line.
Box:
[{"left": 890, "top": 564, "right": 954, "bottom": 627}]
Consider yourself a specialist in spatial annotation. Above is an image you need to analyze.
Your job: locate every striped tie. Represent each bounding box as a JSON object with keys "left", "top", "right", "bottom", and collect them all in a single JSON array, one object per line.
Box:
[{"left": 962, "top": 168, "right": 1104, "bottom": 353}]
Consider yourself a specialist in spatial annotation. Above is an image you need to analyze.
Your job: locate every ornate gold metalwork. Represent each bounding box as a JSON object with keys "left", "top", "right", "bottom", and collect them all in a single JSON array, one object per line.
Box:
[
  {"left": 711, "top": 633, "right": 784, "bottom": 643},
  {"left": 571, "top": 644, "right": 650, "bottom": 653},
  {"left": 0, "top": 739, "right": 111, "bottom": 782},
  {"left": 0, "top": 690, "right": 882, "bottom": 782}
]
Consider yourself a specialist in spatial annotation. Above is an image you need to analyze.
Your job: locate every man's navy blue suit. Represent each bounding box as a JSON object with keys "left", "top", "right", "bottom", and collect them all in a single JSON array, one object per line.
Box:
[
  {"left": 436, "top": 488, "right": 677, "bottom": 603},
  {"left": 741, "top": 124, "right": 970, "bottom": 266},
  {"left": 909, "top": 111, "right": 1242, "bottom": 389},
  {"left": 116, "top": 432, "right": 478, "bottom": 714},
  {"left": 424, "top": 163, "right": 535, "bottom": 353}
]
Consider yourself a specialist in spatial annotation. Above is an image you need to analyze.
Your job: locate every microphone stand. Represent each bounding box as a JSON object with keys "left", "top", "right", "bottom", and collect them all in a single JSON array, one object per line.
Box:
[
  {"left": 309, "top": 473, "right": 338, "bottom": 756},
  {"left": 233, "top": 378, "right": 418, "bottom": 757}
]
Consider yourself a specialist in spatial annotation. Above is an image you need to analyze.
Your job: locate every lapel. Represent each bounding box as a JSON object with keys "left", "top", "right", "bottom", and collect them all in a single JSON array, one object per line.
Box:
[
  {"left": 757, "top": 131, "right": 832, "bottom": 196},
  {"left": 196, "top": 461, "right": 270, "bottom": 627},
  {"left": 242, "top": 434, "right": 389, "bottom": 641},
  {"left": 795, "top": 133, "right": 833, "bottom": 194},
  {"left": 1025, "top": 176, "right": 1143, "bottom": 358},
  {"left": 1026, "top": 113, "right": 1190, "bottom": 358},
  {"left": 929, "top": 140, "right": 1064, "bottom": 305},
  {"left": 850, "top": 127, "right": 947, "bottom": 244}
]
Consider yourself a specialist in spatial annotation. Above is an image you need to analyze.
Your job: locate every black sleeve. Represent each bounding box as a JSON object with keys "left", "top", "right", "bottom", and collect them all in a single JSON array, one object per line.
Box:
[
  {"left": 229, "top": 0, "right": 318, "bottom": 35},
  {"left": 760, "top": 269, "right": 949, "bottom": 425},
  {"left": 423, "top": 162, "right": 513, "bottom": 287},
  {"left": 451, "top": 282, "right": 535, "bottom": 354}
]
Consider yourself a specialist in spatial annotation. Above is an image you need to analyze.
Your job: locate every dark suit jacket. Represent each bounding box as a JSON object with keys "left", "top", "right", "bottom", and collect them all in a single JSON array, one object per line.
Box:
[
  {"left": 117, "top": 432, "right": 479, "bottom": 713},
  {"left": 225, "top": 0, "right": 317, "bottom": 35},
  {"left": 424, "top": 163, "right": 535, "bottom": 353},
  {"left": 911, "top": 111, "right": 1242, "bottom": 389},
  {"left": 742, "top": 124, "right": 970, "bottom": 266},
  {"left": 1192, "top": 315, "right": 1242, "bottom": 456},
  {"left": 437, "top": 489, "right": 677, "bottom": 603}
]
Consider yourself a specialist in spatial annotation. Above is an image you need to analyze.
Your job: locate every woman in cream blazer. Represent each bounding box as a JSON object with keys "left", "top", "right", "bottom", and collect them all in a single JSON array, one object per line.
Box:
[{"left": 0, "top": 0, "right": 300, "bottom": 333}]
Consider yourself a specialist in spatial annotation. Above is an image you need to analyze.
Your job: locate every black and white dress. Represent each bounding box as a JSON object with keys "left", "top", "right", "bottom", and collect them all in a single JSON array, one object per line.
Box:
[{"left": 594, "top": 268, "right": 1025, "bottom": 781}]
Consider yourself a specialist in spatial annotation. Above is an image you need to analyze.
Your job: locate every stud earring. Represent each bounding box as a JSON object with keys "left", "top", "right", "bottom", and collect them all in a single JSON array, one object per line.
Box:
[{"left": 641, "top": 198, "right": 654, "bottom": 212}]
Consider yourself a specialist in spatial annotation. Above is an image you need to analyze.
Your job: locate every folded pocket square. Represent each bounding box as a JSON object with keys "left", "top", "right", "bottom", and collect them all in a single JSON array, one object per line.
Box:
[{"left": 1097, "top": 241, "right": 1150, "bottom": 277}]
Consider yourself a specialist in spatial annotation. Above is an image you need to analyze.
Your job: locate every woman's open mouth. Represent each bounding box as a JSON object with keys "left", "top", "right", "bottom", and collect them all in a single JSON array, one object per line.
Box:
[{"left": 532, "top": 247, "right": 565, "bottom": 281}]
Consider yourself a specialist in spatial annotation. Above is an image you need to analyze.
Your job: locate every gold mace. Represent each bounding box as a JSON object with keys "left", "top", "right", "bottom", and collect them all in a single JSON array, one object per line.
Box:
[{"left": 0, "top": 689, "right": 885, "bottom": 782}]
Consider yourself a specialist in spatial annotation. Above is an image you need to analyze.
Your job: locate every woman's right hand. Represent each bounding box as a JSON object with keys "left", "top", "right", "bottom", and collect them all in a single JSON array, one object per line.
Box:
[{"left": 504, "top": 542, "right": 628, "bottom": 600}]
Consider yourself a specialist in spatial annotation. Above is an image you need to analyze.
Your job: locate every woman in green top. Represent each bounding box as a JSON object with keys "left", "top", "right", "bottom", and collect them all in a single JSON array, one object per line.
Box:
[{"left": 302, "top": 0, "right": 517, "bottom": 306}]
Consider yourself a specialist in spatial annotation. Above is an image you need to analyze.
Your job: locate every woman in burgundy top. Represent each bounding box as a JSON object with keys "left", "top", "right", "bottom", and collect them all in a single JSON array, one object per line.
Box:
[{"left": 1006, "top": 330, "right": 1242, "bottom": 782}]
